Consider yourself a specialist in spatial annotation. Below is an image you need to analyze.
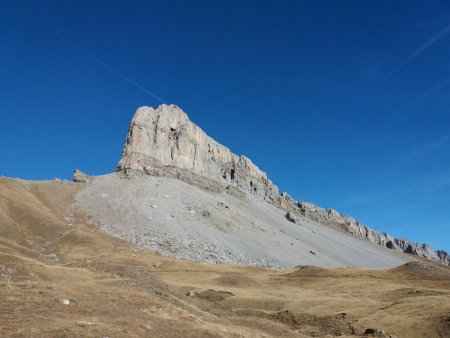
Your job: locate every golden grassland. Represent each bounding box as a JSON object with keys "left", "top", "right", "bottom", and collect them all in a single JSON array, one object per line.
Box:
[{"left": 0, "top": 178, "right": 449, "bottom": 337}]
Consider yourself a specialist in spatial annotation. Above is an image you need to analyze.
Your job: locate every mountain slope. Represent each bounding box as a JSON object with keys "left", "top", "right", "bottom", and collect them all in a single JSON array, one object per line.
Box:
[
  {"left": 110, "top": 104, "right": 448, "bottom": 266},
  {"left": 73, "top": 172, "right": 409, "bottom": 268},
  {"left": 1, "top": 177, "right": 449, "bottom": 338}
]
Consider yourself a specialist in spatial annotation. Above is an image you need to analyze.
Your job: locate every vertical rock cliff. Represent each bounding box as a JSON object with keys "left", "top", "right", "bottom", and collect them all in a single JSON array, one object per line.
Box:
[{"left": 116, "top": 104, "right": 279, "bottom": 201}]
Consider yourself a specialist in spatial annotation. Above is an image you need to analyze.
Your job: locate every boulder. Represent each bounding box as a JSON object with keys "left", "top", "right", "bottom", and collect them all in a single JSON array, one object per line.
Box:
[
  {"left": 286, "top": 211, "right": 299, "bottom": 224},
  {"left": 73, "top": 169, "right": 93, "bottom": 183}
]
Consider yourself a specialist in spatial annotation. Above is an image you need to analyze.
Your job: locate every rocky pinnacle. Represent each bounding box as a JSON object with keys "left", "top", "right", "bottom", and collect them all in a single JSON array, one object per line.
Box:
[{"left": 116, "top": 104, "right": 279, "bottom": 201}]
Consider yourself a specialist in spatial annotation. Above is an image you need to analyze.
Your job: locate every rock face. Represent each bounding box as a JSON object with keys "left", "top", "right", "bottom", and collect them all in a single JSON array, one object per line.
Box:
[
  {"left": 116, "top": 105, "right": 279, "bottom": 202},
  {"left": 293, "top": 201, "right": 450, "bottom": 265},
  {"left": 72, "top": 169, "right": 93, "bottom": 183},
  {"left": 116, "top": 104, "right": 449, "bottom": 266}
]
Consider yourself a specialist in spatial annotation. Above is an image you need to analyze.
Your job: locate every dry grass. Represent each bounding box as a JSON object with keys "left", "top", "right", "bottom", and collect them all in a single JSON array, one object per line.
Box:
[{"left": 0, "top": 177, "right": 449, "bottom": 337}]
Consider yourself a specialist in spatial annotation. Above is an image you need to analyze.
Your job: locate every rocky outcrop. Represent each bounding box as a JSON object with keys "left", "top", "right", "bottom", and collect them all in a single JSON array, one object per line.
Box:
[
  {"left": 116, "top": 104, "right": 279, "bottom": 202},
  {"left": 290, "top": 199, "right": 450, "bottom": 265},
  {"left": 116, "top": 104, "right": 449, "bottom": 266},
  {"left": 364, "top": 327, "right": 398, "bottom": 338},
  {"left": 72, "top": 169, "right": 93, "bottom": 183}
]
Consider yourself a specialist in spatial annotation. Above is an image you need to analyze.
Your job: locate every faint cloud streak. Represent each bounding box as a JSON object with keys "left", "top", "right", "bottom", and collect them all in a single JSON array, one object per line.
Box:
[
  {"left": 386, "top": 23, "right": 450, "bottom": 79},
  {"left": 407, "top": 78, "right": 450, "bottom": 105},
  {"left": 42, "top": 27, "right": 165, "bottom": 103}
]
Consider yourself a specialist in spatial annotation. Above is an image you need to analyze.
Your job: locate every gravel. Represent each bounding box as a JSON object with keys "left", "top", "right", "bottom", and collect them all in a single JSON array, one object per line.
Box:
[{"left": 73, "top": 173, "right": 411, "bottom": 268}]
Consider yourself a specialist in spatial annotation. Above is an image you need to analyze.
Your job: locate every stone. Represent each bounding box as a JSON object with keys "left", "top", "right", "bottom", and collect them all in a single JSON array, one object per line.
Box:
[
  {"left": 77, "top": 320, "right": 95, "bottom": 326},
  {"left": 48, "top": 253, "right": 59, "bottom": 263},
  {"left": 364, "top": 327, "right": 397, "bottom": 337},
  {"left": 285, "top": 211, "right": 299, "bottom": 224},
  {"left": 73, "top": 169, "right": 93, "bottom": 183},
  {"left": 386, "top": 240, "right": 395, "bottom": 249}
]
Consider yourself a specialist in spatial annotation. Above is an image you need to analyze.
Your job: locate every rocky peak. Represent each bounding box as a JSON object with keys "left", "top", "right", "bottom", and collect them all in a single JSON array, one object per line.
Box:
[
  {"left": 116, "top": 104, "right": 279, "bottom": 201},
  {"left": 116, "top": 104, "right": 449, "bottom": 266}
]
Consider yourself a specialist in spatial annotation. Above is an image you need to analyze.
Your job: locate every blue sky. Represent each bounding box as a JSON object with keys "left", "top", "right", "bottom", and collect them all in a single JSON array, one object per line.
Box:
[{"left": 1, "top": 1, "right": 449, "bottom": 251}]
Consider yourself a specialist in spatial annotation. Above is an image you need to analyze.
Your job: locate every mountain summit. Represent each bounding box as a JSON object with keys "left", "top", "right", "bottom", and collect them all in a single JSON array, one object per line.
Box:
[
  {"left": 94, "top": 104, "right": 449, "bottom": 266},
  {"left": 116, "top": 104, "right": 279, "bottom": 201}
]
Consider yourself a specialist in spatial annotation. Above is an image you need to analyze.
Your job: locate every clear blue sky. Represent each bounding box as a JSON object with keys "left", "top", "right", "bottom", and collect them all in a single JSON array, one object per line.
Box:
[{"left": 1, "top": 1, "right": 449, "bottom": 252}]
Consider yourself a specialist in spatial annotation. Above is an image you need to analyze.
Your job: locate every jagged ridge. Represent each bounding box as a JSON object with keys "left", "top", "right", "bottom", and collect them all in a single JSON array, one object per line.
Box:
[{"left": 280, "top": 193, "right": 449, "bottom": 265}]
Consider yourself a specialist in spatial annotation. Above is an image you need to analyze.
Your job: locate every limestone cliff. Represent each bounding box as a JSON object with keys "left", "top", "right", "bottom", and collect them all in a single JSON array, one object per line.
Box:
[
  {"left": 294, "top": 200, "right": 450, "bottom": 265},
  {"left": 116, "top": 104, "right": 279, "bottom": 201},
  {"left": 116, "top": 104, "right": 449, "bottom": 266}
]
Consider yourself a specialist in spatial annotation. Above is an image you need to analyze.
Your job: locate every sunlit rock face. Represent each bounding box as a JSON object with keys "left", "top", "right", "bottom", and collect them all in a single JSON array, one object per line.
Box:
[{"left": 116, "top": 104, "right": 279, "bottom": 201}]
